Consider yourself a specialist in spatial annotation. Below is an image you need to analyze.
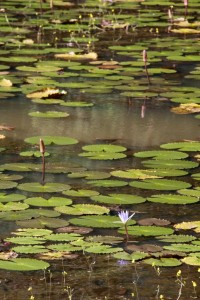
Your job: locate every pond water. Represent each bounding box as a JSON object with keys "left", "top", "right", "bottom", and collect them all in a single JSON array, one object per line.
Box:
[{"left": 0, "top": 0, "right": 200, "bottom": 299}]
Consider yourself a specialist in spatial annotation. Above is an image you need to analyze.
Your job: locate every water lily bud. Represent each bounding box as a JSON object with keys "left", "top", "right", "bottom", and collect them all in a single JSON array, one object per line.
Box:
[
  {"left": 184, "top": 0, "right": 188, "bottom": 6},
  {"left": 142, "top": 50, "right": 147, "bottom": 63},
  {"left": 39, "top": 139, "right": 45, "bottom": 154}
]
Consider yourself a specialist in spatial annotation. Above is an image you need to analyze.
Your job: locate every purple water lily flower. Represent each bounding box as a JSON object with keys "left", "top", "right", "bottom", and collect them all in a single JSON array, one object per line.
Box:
[
  {"left": 118, "top": 210, "right": 135, "bottom": 224},
  {"left": 118, "top": 210, "right": 135, "bottom": 242}
]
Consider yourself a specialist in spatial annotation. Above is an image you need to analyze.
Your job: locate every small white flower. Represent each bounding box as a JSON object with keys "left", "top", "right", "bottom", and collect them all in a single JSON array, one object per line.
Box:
[{"left": 118, "top": 210, "right": 135, "bottom": 224}]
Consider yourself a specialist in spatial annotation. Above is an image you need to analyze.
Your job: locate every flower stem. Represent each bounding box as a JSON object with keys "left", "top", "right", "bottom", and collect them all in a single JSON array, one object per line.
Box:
[
  {"left": 41, "top": 153, "right": 45, "bottom": 185},
  {"left": 125, "top": 223, "right": 129, "bottom": 242}
]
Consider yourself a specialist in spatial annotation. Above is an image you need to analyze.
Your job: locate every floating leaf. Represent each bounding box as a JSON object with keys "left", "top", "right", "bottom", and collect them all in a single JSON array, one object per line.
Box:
[
  {"left": 134, "top": 150, "right": 188, "bottom": 160},
  {"left": 130, "top": 179, "right": 191, "bottom": 190},
  {"left": 111, "top": 169, "right": 160, "bottom": 180},
  {"left": 29, "top": 111, "right": 69, "bottom": 118},
  {"left": 113, "top": 251, "right": 149, "bottom": 261},
  {"left": 24, "top": 197, "right": 72, "bottom": 207},
  {"left": 69, "top": 215, "right": 136, "bottom": 228},
  {"left": 79, "top": 151, "right": 126, "bottom": 160},
  {"left": 18, "top": 182, "right": 70, "bottom": 193},
  {"left": 89, "top": 180, "right": 128, "bottom": 188},
  {"left": 25, "top": 136, "right": 78, "bottom": 145},
  {"left": 67, "top": 171, "right": 110, "bottom": 180},
  {"left": 181, "top": 256, "right": 200, "bottom": 266},
  {"left": 82, "top": 144, "right": 126, "bottom": 152},
  {"left": 0, "top": 202, "right": 29, "bottom": 211},
  {"left": 17, "top": 217, "right": 69, "bottom": 229},
  {"left": 178, "top": 188, "right": 200, "bottom": 197},
  {"left": 119, "top": 226, "right": 174, "bottom": 236},
  {"left": 112, "top": 169, "right": 187, "bottom": 178},
  {"left": 157, "top": 235, "right": 196, "bottom": 243},
  {"left": 19, "top": 151, "right": 50, "bottom": 157},
  {"left": 85, "top": 235, "right": 123, "bottom": 244},
  {"left": 62, "top": 189, "right": 99, "bottom": 197},
  {"left": 0, "top": 258, "right": 49, "bottom": 271},
  {"left": 13, "top": 228, "right": 52, "bottom": 236},
  {"left": 160, "top": 141, "right": 200, "bottom": 152},
  {"left": 138, "top": 218, "right": 170, "bottom": 226},
  {"left": 45, "top": 233, "right": 82, "bottom": 242},
  {"left": 12, "top": 245, "right": 48, "bottom": 254},
  {"left": 142, "top": 159, "right": 198, "bottom": 169},
  {"left": 164, "top": 243, "right": 200, "bottom": 252},
  {"left": 55, "top": 204, "right": 109, "bottom": 215},
  {"left": 0, "top": 181, "right": 18, "bottom": 190},
  {"left": 143, "top": 258, "right": 182, "bottom": 267},
  {"left": 85, "top": 244, "right": 123, "bottom": 254},
  {"left": 91, "top": 193, "right": 145, "bottom": 204},
  {"left": 147, "top": 194, "right": 199, "bottom": 204},
  {"left": 6, "top": 236, "right": 45, "bottom": 245},
  {"left": 60, "top": 101, "right": 93, "bottom": 107},
  {"left": 0, "top": 193, "right": 26, "bottom": 203},
  {"left": 174, "top": 221, "right": 200, "bottom": 231},
  {"left": 47, "top": 243, "right": 82, "bottom": 252}
]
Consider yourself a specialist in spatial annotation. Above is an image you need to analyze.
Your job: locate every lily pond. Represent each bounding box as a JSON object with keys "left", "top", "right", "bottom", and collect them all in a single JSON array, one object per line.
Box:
[{"left": 0, "top": 0, "right": 200, "bottom": 299}]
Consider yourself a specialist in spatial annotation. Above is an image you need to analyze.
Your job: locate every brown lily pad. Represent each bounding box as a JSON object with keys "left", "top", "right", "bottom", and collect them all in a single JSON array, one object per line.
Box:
[
  {"left": 138, "top": 218, "right": 171, "bottom": 226},
  {"left": 126, "top": 244, "right": 163, "bottom": 253},
  {"left": 56, "top": 226, "right": 93, "bottom": 234}
]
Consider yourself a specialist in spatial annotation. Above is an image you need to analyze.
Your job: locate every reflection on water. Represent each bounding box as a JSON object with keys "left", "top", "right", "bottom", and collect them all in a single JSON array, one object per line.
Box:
[{"left": 1, "top": 97, "right": 199, "bottom": 149}]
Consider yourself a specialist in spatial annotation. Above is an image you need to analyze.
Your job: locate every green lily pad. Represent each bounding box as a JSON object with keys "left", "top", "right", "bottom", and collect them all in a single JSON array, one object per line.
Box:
[
  {"left": 17, "top": 182, "right": 70, "bottom": 193},
  {"left": 178, "top": 188, "right": 200, "bottom": 197},
  {"left": 17, "top": 217, "right": 69, "bottom": 229},
  {"left": 147, "top": 194, "right": 199, "bottom": 204},
  {"left": 129, "top": 179, "right": 191, "bottom": 190},
  {"left": 12, "top": 245, "right": 48, "bottom": 254},
  {"left": 0, "top": 258, "right": 49, "bottom": 271},
  {"left": 111, "top": 169, "right": 187, "bottom": 178},
  {"left": 67, "top": 171, "right": 111, "bottom": 180},
  {"left": 79, "top": 151, "right": 126, "bottom": 160},
  {"left": 164, "top": 243, "right": 200, "bottom": 252},
  {"left": 89, "top": 180, "right": 128, "bottom": 188},
  {"left": 85, "top": 235, "right": 124, "bottom": 244},
  {"left": 143, "top": 258, "right": 182, "bottom": 267},
  {"left": 113, "top": 251, "right": 149, "bottom": 261},
  {"left": 157, "top": 234, "right": 196, "bottom": 243},
  {"left": 0, "top": 193, "right": 26, "bottom": 203},
  {"left": 82, "top": 144, "right": 127, "bottom": 152},
  {"left": 134, "top": 150, "right": 188, "bottom": 159},
  {"left": 25, "top": 136, "right": 78, "bottom": 145},
  {"left": 28, "top": 111, "right": 69, "bottom": 118},
  {"left": 85, "top": 244, "right": 123, "bottom": 254},
  {"left": 19, "top": 151, "right": 50, "bottom": 157},
  {"left": 0, "top": 174, "right": 23, "bottom": 181},
  {"left": 46, "top": 233, "right": 82, "bottom": 242},
  {"left": 62, "top": 189, "right": 99, "bottom": 197},
  {"left": 0, "top": 202, "right": 29, "bottom": 211},
  {"left": 24, "top": 197, "right": 72, "bottom": 207},
  {"left": 69, "top": 215, "right": 136, "bottom": 228},
  {"left": 160, "top": 141, "right": 200, "bottom": 151},
  {"left": 60, "top": 101, "right": 93, "bottom": 107},
  {"left": 119, "top": 225, "right": 174, "bottom": 236},
  {"left": 0, "top": 181, "right": 18, "bottom": 190},
  {"left": 0, "top": 210, "right": 40, "bottom": 221},
  {"left": 47, "top": 243, "right": 82, "bottom": 252},
  {"left": 142, "top": 159, "right": 198, "bottom": 169},
  {"left": 181, "top": 256, "right": 200, "bottom": 266},
  {"left": 91, "top": 193, "right": 145, "bottom": 204},
  {"left": 6, "top": 236, "right": 45, "bottom": 245},
  {"left": 55, "top": 204, "right": 109, "bottom": 215},
  {"left": 13, "top": 228, "right": 53, "bottom": 236}
]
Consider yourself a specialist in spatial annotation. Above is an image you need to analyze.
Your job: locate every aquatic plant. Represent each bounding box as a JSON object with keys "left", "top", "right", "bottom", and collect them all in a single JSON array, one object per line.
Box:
[{"left": 118, "top": 210, "right": 135, "bottom": 241}]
